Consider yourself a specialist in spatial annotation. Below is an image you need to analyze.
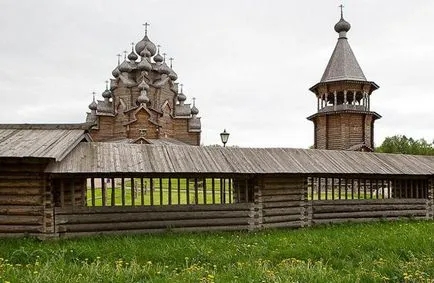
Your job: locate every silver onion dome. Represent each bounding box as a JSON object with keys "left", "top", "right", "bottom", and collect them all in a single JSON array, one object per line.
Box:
[
  {"left": 112, "top": 66, "right": 120, "bottom": 78},
  {"left": 102, "top": 88, "right": 111, "bottom": 99},
  {"left": 88, "top": 95, "right": 97, "bottom": 111},
  {"left": 102, "top": 81, "right": 112, "bottom": 99},
  {"left": 137, "top": 57, "right": 152, "bottom": 71},
  {"left": 119, "top": 59, "right": 133, "bottom": 73},
  {"left": 112, "top": 54, "right": 121, "bottom": 78},
  {"left": 191, "top": 97, "right": 199, "bottom": 115},
  {"left": 137, "top": 89, "right": 149, "bottom": 104},
  {"left": 334, "top": 7, "right": 351, "bottom": 35},
  {"left": 154, "top": 52, "right": 163, "bottom": 63},
  {"left": 128, "top": 46, "right": 138, "bottom": 62},
  {"left": 138, "top": 78, "right": 150, "bottom": 90},
  {"left": 168, "top": 68, "right": 178, "bottom": 81},
  {"left": 140, "top": 48, "right": 152, "bottom": 58},
  {"left": 334, "top": 17, "right": 351, "bottom": 33},
  {"left": 191, "top": 104, "right": 199, "bottom": 115},
  {"left": 177, "top": 85, "right": 187, "bottom": 103},
  {"left": 136, "top": 35, "right": 157, "bottom": 57},
  {"left": 168, "top": 57, "right": 178, "bottom": 81},
  {"left": 159, "top": 61, "right": 171, "bottom": 75}
]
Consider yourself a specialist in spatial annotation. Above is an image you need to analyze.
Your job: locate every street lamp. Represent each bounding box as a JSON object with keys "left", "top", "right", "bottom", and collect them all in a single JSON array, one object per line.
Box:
[{"left": 220, "top": 129, "right": 230, "bottom": 147}]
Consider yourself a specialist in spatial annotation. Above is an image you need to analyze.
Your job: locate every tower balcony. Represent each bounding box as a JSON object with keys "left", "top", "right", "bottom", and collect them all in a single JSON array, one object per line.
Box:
[{"left": 319, "top": 104, "right": 367, "bottom": 113}]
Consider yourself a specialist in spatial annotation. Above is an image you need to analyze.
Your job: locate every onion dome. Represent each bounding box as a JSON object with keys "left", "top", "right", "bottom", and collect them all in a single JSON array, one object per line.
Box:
[
  {"left": 88, "top": 92, "right": 97, "bottom": 111},
  {"left": 191, "top": 98, "right": 199, "bottom": 116},
  {"left": 136, "top": 36, "right": 157, "bottom": 57},
  {"left": 168, "top": 69, "right": 178, "bottom": 81},
  {"left": 138, "top": 77, "right": 150, "bottom": 90},
  {"left": 168, "top": 58, "right": 178, "bottom": 81},
  {"left": 137, "top": 89, "right": 150, "bottom": 104},
  {"left": 112, "top": 66, "right": 120, "bottom": 78},
  {"left": 177, "top": 84, "right": 187, "bottom": 103},
  {"left": 119, "top": 51, "right": 133, "bottom": 73},
  {"left": 154, "top": 45, "right": 163, "bottom": 63},
  {"left": 160, "top": 61, "right": 171, "bottom": 75},
  {"left": 140, "top": 48, "right": 152, "bottom": 58},
  {"left": 128, "top": 43, "right": 138, "bottom": 61},
  {"left": 137, "top": 57, "right": 152, "bottom": 71},
  {"left": 112, "top": 54, "right": 122, "bottom": 78},
  {"left": 154, "top": 52, "right": 163, "bottom": 63},
  {"left": 334, "top": 6, "right": 351, "bottom": 37},
  {"left": 102, "top": 80, "right": 112, "bottom": 99},
  {"left": 135, "top": 23, "right": 157, "bottom": 57},
  {"left": 334, "top": 18, "right": 351, "bottom": 33}
]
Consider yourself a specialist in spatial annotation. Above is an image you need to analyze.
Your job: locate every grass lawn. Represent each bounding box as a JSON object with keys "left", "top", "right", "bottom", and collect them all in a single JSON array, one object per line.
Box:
[{"left": 1, "top": 221, "right": 434, "bottom": 282}]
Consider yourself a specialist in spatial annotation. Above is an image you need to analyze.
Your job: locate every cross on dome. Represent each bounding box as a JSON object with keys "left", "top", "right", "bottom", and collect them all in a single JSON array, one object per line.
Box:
[
  {"left": 339, "top": 4, "right": 344, "bottom": 18},
  {"left": 142, "top": 22, "right": 150, "bottom": 36}
]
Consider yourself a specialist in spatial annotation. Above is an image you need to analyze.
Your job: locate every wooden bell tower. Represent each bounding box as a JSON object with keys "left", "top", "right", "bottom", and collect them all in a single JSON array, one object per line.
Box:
[{"left": 308, "top": 7, "right": 381, "bottom": 151}]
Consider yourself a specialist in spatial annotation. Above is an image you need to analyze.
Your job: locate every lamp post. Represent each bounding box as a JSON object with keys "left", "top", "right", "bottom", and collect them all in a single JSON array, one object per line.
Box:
[{"left": 220, "top": 129, "right": 230, "bottom": 147}]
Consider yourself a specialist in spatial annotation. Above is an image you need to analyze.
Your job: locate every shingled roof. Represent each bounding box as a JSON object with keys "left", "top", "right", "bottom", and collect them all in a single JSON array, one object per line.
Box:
[
  {"left": 320, "top": 33, "right": 366, "bottom": 83},
  {"left": 0, "top": 124, "right": 91, "bottom": 161},
  {"left": 45, "top": 143, "right": 434, "bottom": 176}
]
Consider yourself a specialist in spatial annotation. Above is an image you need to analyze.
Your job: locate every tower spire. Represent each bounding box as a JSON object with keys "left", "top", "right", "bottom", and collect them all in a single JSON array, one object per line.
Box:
[
  {"left": 169, "top": 57, "right": 174, "bottom": 68},
  {"left": 116, "top": 54, "right": 121, "bottom": 65}
]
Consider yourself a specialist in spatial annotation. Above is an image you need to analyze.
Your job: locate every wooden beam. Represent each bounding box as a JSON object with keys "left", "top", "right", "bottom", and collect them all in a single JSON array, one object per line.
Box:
[
  {"left": 111, "top": 178, "right": 115, "bottom": 206},
  {"left": 121, "top": 178, "right": 125, "bottom": 206},
  {"left": 101, "top": 178, "right": 106, "bottom": 206}
]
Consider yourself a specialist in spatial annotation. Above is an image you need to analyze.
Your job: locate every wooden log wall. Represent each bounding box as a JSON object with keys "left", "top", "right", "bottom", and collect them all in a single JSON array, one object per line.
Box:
[
  {"left": 0, "top": 159, "right": 49, "bottom": 236},
  {"left": 52, "top": 179, "right": 87, "bottom": 207},
  {"left": 54, "top": 203, "right": 255, "bottom": 237},
  {"left": 310, "top": 199, "right": 428, "bottom": 225},
  {"left": 427, "top": 178, "right": 434, "bottom": 220},
  {"left": 258, "top": 176, "right": 306, "bottom": 229}
]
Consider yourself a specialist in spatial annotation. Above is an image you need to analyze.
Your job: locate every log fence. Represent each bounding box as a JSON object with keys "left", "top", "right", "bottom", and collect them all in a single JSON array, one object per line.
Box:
[{"left": 1, "top": 172, "right": 433, "bottom": 238}]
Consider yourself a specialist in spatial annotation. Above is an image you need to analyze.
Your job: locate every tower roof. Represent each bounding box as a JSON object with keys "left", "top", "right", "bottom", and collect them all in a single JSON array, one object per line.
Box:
[{"left": 320, "top": 10, "right": 366, "bottom": 83}]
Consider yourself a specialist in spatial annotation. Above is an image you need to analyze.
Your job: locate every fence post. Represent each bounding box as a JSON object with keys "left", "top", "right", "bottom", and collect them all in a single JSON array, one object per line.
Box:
[
  {"left": 249, "top": 178, "right": 263, "bottom": 231},
  {"left": 40, "top": 175, "right": 58, "bottom": 239},
  {"left": 427, "top": 178, "right": 433, "bottom": 220},
  {"left": 303, "top": 177, "right": 313, "bottom": 227}
]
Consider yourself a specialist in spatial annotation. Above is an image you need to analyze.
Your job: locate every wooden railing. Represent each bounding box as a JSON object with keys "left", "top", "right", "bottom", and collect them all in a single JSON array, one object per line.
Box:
[
  {"left": 307, "top": 177, "right": 429, "bottom": 200},
  {"left": 54, "top": 176, "right": 254, "bottom": 208}
]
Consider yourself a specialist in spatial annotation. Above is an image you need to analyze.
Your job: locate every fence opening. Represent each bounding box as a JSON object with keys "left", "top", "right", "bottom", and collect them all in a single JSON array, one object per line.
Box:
[
  {"left": 54, "top": 176, "right": 254, "bottom": 207},
  {"left": 307, "top": 177, "right": 429, "bottom": 200}
]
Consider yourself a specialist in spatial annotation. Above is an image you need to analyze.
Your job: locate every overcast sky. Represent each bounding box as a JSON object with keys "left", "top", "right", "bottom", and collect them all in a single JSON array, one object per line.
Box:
[{"left": 0, "top": 1, "right": 433, "bottom": 147}]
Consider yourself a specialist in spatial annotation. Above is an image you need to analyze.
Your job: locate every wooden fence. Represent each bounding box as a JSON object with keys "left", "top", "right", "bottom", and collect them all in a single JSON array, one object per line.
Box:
[
  {"left": 55, "top": 204, "right": 255, "bottom": 237},
  {"left": 1, "top": 172, "right": 433, "bottom": 238}
]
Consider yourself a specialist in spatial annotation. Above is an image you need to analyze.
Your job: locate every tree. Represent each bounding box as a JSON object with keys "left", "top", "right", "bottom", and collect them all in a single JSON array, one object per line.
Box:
[{"left": 376, "top": 135, "right": 434, "bottom": 155}]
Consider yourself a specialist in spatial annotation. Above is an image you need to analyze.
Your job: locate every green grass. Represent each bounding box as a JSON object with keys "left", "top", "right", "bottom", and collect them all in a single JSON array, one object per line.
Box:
[{"left": 1, "top": 221, "right": 434, "bottom": 282}]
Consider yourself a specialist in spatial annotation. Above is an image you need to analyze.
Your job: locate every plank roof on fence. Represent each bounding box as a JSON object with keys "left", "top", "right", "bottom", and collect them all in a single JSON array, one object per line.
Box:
[
  {"left": 45, "top": 142, "right": 434, "bottom": 176},
  {"left": 0, "top": 126, "right": 89, "bottom": 161}
]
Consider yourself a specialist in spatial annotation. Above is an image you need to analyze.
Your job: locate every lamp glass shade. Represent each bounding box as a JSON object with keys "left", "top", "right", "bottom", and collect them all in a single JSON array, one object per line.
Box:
[{"left": 220, "top": 129, "right": 230, "bottom": 145}]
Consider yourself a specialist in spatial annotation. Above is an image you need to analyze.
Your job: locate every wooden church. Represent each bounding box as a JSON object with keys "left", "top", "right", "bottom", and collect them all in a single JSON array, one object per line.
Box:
[
  {"left": 85, "top": 24, "right": 201, "bottom": 146},
  {"left": 307, "top": 9, "right": 380, "bottom": 152}
]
